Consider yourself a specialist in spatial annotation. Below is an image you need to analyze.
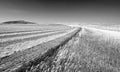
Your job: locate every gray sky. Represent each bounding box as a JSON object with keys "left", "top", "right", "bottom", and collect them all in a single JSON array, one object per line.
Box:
[{"left": 0, "top": 0, "right": 120, "bottom": 25}]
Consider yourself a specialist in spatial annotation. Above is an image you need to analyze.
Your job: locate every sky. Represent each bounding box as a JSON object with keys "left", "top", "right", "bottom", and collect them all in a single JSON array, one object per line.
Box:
[{"left": 0, "top": 0, "right": 120, "bottom": 25}]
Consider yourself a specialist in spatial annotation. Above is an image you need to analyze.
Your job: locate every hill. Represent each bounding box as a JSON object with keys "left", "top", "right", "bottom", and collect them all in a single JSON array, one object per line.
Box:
[{"left": 1, "top": 20, "right": 36, "bottom": 25}]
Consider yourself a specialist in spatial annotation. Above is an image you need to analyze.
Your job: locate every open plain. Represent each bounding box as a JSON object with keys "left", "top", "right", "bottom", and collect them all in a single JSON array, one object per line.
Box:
[{"left": 1, "top": 23, "right": 120, "bottom": 72}]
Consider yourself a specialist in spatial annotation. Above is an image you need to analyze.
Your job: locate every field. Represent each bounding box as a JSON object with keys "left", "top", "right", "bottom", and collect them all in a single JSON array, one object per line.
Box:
[
  {"left": 0, "top": 24, "right": 71, "bottom": 33},
  {"left": 22, "top": 25, "right": 120, "bottom": 72},
  {"left": 0, "top": 23, "right": 79, "bottom": 72},
  {"left": 1, "top": 23, "right": 120, "bottom": 72}
]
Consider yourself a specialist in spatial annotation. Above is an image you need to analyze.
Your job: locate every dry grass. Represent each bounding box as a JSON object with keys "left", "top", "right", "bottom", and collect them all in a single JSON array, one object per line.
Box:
[
  {"left": 25, "top": 27, "right": 120, "bottom": 72},
  {"left": 1, "top": 26, "right": 119, "bottom": 72},
  {"left": 0, "top": 24, "right": 71, "bottom": 33},
  {"left": 0, "top": 24, "right": 72, "bottom": 59},
  {"left": 0, "top": 28, "right": 80, "bottom": 72}
]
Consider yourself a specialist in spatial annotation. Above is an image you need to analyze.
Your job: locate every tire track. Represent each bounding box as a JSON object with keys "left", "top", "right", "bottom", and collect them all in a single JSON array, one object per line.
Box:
[
  {"left": 0, "top": 29, "right": 69, "bottom": 37},
  {"left": 0, "top": 29, "right": 42, "bottom": 34},
  {"left": 12, "top": 28, "right": 81, "bottom": 72},
  {"left": 0, "top": 28, "right": 79, "bottom": 72},
  {"left": 0, "top": 30, "right": 60, "bottom": 39},
  {"left": 0, "top": 30, "right": 66, "bottom": 42},
  {"left": 0, "top": 31, "right": 66, "bottom": 47}
]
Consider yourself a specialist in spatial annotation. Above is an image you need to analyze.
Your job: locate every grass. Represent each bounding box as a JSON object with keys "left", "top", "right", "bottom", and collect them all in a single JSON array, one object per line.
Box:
[
  {"left": 0, "top": 28, "right": 80, "bottom": 72},
  {"left": 23, "top": 27, "right": 120, "bottom": 72},
  {"left": 2, "top": 26, "right": 119, "bottom": 72},
  {"left": 0, "top": 31, "right": 66, "bottom": 58},
  {"left": 0, "top": 30, "right": 65, "bottom": 42},
  {"left": 0, "top": 24, "right": 71, "bottom": 33},
  {"left": 0, "top": 30, "right": 57, "bottom": 38},
  {"left": 0, "top": 31, "right": 66, "bottom": 47}
]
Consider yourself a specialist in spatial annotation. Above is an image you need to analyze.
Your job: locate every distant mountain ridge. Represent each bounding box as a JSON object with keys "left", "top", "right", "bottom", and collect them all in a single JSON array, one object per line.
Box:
[{"left": 1, "top": 20, "right": 36, "bottom": 24}]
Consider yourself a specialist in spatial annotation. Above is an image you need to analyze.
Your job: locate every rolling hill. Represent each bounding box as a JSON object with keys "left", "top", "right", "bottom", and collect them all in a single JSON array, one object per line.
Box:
[{"left": 1, "top": 20, "right": 36, "bottom": 25}]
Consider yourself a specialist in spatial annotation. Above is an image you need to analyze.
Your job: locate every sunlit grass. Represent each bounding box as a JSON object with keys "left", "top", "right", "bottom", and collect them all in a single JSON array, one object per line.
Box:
[{"left": 27, "top": 27, "right": 120, "bottom": 72}]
